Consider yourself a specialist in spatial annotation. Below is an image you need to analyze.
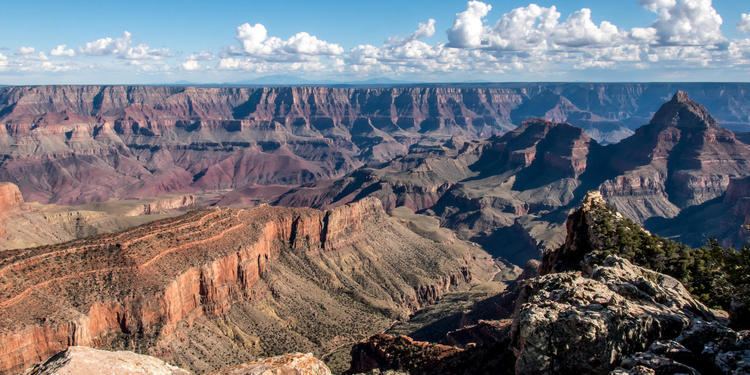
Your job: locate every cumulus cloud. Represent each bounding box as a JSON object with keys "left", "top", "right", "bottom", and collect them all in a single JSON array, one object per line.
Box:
[
  {"left": 553, "top": 8, "right": 622, "bottom": 47},
  {"left": 8, "top": 0, "right": 750, "bottom": 80},
  {"left": 446, "top": 3, "right": 623, "bottom": 51},
  {"left": 18, "top": 46, "right": 35, "bottom": 55},
  {"left": 413, "top": 19, "right": 437, "bottom": 40},
  {"left": 640, "top": 0, "right": 723, "bottom": 45},
  {"left": 182, "top": 59, "right": 200, "bottom": 71},
  {"left": 447, "top": 1, "right": 492, "bottom": 48},
  {"left": 235, "top": 22, "right": 343, "bottom": 57},
  {"left": 484, "top": 4, "right": 559, "bottom": 50},
  {"left": 740, "top": 13, "right": 750, "bottom": 33},
  {"left": 80, "top": 31, "right": 169, "bottom": 60},
  {"left": 50, "top": 44, "right": 76, "bottom": 57}
]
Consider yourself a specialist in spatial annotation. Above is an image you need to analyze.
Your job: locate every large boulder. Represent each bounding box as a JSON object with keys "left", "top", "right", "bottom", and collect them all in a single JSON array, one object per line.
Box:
[{"left": 511, "top": 254, "right": 714, "bottom": 374}]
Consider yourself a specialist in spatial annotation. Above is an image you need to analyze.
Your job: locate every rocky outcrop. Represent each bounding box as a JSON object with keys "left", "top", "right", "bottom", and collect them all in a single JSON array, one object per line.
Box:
[
  {"left": 213, "top": 353, "right": 332, "bottom": 375},
  {"left": 27, "top": 346, "right": 190, "bottom": 375},
  {"left": 348, "top": 191, "right": 749, "bottom": 374},
  {"left": 28, "top": 348, "right": 333, "bottom": 375},
  {"left": 512, "top": 254, "right": 713, "bottom": 374},
  {"left": 613, "top": 320, "right": 750, "bottom": 374},
  {"left": 0, "top": 198, "right": 496, "bottom": 374},
  {"left": 0, "top": 182, "right": 23, "bottom": 213},
  {"left": 125, "top": 194, "right": 197, "bottom": 216}
]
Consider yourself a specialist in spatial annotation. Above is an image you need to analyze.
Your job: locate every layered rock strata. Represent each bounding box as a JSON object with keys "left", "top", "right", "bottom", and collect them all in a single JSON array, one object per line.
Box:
[{"left": 0, "top": 198, "right": 495, "bottom": 374}]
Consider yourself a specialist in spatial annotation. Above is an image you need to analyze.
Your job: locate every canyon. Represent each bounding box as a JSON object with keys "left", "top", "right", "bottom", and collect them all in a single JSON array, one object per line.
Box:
[
  {"left": 348, "top": 192, "right": 750, "bottom": 374},
  {"left": 2, "top": 84, "right": 750, "bottom": 205},
  {"left": 2, "top": 84, "right": 750, "bottom": 374},
  {"left": 279, "top": 91, "right": 750, "bottom": 260},
  {"left": 0, "top": 197, "right": 497, "bottom": 374}
]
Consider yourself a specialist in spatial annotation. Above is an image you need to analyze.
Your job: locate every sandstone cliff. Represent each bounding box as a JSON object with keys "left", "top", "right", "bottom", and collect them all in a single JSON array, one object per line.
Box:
[
  {"left": 0, "top": 198, "right": 496, "bottom": 374},
  {"left": 0, "top": 182, "right": 23, "bottom": 213}
]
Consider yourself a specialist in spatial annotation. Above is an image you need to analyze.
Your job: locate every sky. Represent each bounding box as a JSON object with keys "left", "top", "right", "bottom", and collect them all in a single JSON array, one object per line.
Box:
[{"left": 0, "top": 0, "right": 749, "bottom": 84}]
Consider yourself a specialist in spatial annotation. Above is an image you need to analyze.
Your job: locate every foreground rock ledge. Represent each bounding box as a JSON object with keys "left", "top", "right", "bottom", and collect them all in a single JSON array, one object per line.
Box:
[
  {"left": 348, "top": 191, "right": 750, "bottom": 375},
  {"left": 27, "top": 347, "right": 333, "bottom": 375}
]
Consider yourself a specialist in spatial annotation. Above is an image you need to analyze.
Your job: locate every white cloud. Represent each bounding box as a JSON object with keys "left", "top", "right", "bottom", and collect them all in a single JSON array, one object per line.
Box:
[
  {"left": 553, "top": 8, "right": 622, "bottom": 47},
  {"left": 413, "top": 19, "right": 437, "bottom": 40},
  {"left": 485, "top": 4, "right": 559, "bottom": 50},
  {"left": 0, "top": 53, "right": 7, "bottom": 69},
  {"left": 740, "top": 13, "right": 750, "bottom": 33},
  {"left": 235, "top": 22, "right": 343, "bottom": 57},
  {"left": 236, "top": 23, "right": 273, "bottom": 55},
  {"left": 182, "top": 59, "right": 200, "bottom": 71},
  {"left": 50, "top": 44, "right": 76, "bottom": 57},
  {"left": 18, "top": 46, "right": 35, "bottom": 55},
  {"left": 630, "top": 27, "right": 658, "bottom": 43},
  {"left": 447, "top": 3, "right": 622, "bottom": 51},
  {"left": 80, "top": 31, "right": 169, "bottom": 60},
  {"left": 187, "top": 51, "right": 213, "bottom": 61},
  {"left": 640, "top": 0, "right": 723, "bottom": 45},
  {"left": 283, "top": 32, "right": 344, "bottom": 55},
  {"left": 218, "top": 57, "right": 251, "bottom": 70},
  {"left": 447, "top": 1, "right": 492, "bottom": 48}
]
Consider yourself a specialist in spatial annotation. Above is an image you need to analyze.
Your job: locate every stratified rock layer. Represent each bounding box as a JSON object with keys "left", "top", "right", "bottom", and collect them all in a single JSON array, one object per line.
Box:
[
  {"left": 0, "top": 198, "right": 496, "bottom": 374},
  {"left": 282, "top": 92, "right": 750, "bottom": 259},
  {"left": 3, "top": 84, "right": 750, "bottom": 205}
]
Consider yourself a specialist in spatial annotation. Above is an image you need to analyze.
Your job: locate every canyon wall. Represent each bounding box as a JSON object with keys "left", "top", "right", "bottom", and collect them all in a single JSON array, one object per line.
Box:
[
  {"left": 279, "top": 92, "right": 750, "bottom": 258},
  {"left": 2, "top": 84, "right": 750, "bottom": 204},
  {"left": 0, "top": 198, "right": 496, "bottom": 374}
]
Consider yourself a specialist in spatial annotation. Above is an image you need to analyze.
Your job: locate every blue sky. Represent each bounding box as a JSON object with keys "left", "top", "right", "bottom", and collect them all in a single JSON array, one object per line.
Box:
[{"left": 1, "top": 0, "right": 749, "bottom": 84}]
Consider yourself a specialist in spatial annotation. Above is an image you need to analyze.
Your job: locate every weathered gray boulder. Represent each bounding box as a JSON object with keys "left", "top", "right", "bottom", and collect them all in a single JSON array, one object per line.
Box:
[{"left": 511, "top": 254, "right": 714, "bottom": 374}]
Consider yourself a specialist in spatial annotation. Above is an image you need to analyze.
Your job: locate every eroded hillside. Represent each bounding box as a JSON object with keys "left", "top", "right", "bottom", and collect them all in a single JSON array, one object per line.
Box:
[{"left": 0, "top": 198, "right": 498, "bottom": 374}]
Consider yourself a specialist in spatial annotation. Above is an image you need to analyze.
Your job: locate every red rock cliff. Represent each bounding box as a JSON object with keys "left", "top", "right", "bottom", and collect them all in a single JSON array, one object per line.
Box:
[{"left": 0, "top": 197, "right": 490, "bottom": 374}]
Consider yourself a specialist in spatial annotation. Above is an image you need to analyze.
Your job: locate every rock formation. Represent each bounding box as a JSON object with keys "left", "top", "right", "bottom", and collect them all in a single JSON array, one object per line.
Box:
[
  {"left": 0, "top": 194, "right": 205, "bottom": 251},
  {"left": 348, "top": 192, "right": 750, "bottom": 374},
  {"left": 26, "top": 346, "right": 190, "bottom": 375},
  {"left": 0, "top": 182, "right": 23, "bottom": 213},
  {"left": 646, "top": 175, "right": 750, "bottom": 248},
  {"left": 3, "top": 84, "right": 750, "bottom": 205},
  {"left": 28, "top": 347, "right": 333, "bottom": 375},
  {"left": 0, "top": 198, "right": 497, "bottom": 374},
  {"left": 598, "top": 91, "right": 750, "bottom": 221},
  {"left": 214, "top": 353, "right": 332, "bottom": 375},
  {"left": 124, "top": 194, "right": 197, "bottom": 216},
  {"left": 281, "top": 92, "right": 750, "bottom": 260}
]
